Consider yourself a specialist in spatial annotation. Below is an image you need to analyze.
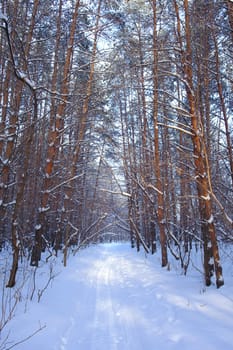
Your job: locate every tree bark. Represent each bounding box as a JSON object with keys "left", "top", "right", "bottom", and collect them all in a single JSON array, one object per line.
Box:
[
  {"left": 212, "top": 31, "right": 233, "bottom": 188},
  {"left": 1, "top": 0, "right": 40, "bottom": 286},
  {"left": 152, "top": 0, "right": 167, "bottom": 267},
  {"left": 31, "top": 0, "right": 81, "bottom": 266},
  {"left": 182, "top": 0, "right": 224, "bottom": 288},
  {"left": 226, "top": 0, "right": 233, "bottom": 42}
]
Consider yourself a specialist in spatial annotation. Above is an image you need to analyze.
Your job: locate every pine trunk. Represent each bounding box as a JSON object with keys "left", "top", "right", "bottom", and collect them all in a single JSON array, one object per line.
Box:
[
  {"left": 183, "top": 0, "right": 224, "bottom": 288},
  {"left": 152, "top": 0, "right": 167, "bottom": 267}
]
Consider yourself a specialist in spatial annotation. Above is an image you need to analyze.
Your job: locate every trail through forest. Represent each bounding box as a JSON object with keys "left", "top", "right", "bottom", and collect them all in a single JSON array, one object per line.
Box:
[{"left": 3, "top": 243, "right": 233, "bottom": 350}]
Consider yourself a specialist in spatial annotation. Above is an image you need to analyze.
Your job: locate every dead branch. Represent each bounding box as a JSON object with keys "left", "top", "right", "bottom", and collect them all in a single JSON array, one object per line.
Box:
[{"left": 2, "top": 323, "right": 46, "bottom": 350}]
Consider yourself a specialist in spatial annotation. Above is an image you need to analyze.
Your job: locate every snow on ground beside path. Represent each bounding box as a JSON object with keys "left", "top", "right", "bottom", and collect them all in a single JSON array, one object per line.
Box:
[{"left": 1, "top": 242, "right": 233, "bottom": 350}]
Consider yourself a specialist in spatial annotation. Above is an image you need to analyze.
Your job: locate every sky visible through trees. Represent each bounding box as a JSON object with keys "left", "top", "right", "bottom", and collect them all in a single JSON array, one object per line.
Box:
[{"left": 0, "top": 0, "right": 233, "bottom": 291}]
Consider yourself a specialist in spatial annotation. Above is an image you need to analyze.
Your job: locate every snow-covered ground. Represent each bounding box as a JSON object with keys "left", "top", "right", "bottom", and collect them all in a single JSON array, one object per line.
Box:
[{"left": 1, "top": 242, "right": 233, "bottom": 350}]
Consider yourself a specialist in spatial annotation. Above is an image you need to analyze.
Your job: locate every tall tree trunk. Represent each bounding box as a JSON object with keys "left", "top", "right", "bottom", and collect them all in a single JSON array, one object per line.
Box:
[
  {"left": 59, "top": 0, "right": 103, "bottom": 260},
  {"left": 31, "top": 0, "right": 81, "bottom": 266},
  {"left": 1, "top": 0, "right": 40, "bottom": 286},
  {"left": 182, "top": 0, "right": 224, "bottom": 288},
  {"left": 152, "top": 0, "right": 168, "bottom": 267},
  {"left": 226, "top": 0, "right": 233, "bottom": 42},
  {"left": 70, "top": 0, "right": 102, "bottom": 170},
  {"left": 212, "top": 31, "right": 233, "bottom": 188},
  {"left": 0, "top": 0, "right": 20, "bottom": 236},
  {"left": 6, "top": 106, "right": 37, "bottom": 287}
]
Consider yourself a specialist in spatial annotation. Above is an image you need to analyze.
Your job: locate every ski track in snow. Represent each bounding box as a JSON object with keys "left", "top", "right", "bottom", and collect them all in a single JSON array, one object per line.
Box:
[
  {"left": 54, "top": 245, "right": 175, "bottom": 350},
  {"left": 4, "top": 243, "right": 233, "bottom": 350},
  {"left": 53, "top": 244, "right": 233, "bottom": 350}
]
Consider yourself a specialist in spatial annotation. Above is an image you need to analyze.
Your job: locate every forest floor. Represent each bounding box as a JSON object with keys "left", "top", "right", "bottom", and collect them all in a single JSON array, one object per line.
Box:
[{"left": 2, "top": 242, "right": 233, "bottom": 350}]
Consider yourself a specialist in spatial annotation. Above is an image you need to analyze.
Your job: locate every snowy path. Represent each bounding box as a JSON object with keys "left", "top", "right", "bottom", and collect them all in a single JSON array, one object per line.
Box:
[{"left": 4, "top": 243, "right": 233, "bottom": 349}]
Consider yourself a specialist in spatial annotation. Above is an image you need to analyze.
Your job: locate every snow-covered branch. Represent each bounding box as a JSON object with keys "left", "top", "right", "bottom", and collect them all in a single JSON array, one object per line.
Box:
[
  {"left": 0, "top": 12, "right": 37, "bottom": 92},
  {"left": 146, "top": 183, "right": 163, "bottom": 196},
  {"left": 100, "top": 188, "right": 131, "bottom": 197},
  {"left": 158, "top": 123, "right": 194, "bottom": 136},
  {"left": 72, "top": 214, "right": 108, "bottom": 254},
  {"left": 47, "top": 173, "right": 84, "bottom": 193}
]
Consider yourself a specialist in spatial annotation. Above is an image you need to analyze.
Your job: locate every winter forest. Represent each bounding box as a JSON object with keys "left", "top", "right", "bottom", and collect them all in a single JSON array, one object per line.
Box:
[{"left": 0, "top": 0, "right": 233, "bottom": 348}]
